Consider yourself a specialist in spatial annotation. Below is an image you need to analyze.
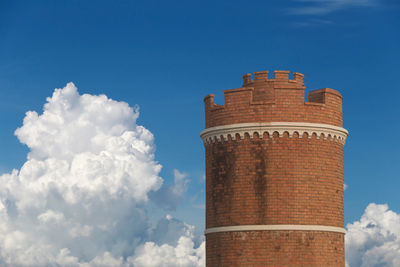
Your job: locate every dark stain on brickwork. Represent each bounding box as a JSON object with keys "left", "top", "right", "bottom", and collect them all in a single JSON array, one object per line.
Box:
[
  {"left": 251, "top": 140, "right": 267, "bottom": 223},
  {"left": 209, "top": 141, "right": 237, "bottom": 226}
]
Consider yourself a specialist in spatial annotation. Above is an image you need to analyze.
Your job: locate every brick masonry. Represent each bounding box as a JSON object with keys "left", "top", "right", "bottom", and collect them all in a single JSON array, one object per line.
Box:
[{"left": 203, "top": 70, "right": 347, "bottom": 266}]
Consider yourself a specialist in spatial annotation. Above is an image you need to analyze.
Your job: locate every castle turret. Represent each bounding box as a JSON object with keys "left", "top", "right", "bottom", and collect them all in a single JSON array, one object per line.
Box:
[{"left": 201, "top": 70, "right": 348, "bottom": 266}]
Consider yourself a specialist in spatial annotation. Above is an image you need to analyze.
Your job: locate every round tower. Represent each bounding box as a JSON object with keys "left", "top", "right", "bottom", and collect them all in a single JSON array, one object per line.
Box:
[{"left": 201, "top": 70, "right": 348, "bottom": 266}]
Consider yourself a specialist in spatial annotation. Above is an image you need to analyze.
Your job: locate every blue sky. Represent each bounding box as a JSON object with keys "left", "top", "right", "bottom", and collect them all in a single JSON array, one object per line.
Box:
[{"left": 0, "top": 0, "right": 400, "bottom": 265}]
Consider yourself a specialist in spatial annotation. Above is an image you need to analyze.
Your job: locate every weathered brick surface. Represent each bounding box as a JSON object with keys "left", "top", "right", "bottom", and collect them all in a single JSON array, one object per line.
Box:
[
  {"left": 206, "top": 231, "right": 345, "bottom": 267},
  {"left": 206, "top": 135, "right": 344, "bottom": 228},
  {"left": 203, "top": 70, "right": 345, "bottom": 266}
]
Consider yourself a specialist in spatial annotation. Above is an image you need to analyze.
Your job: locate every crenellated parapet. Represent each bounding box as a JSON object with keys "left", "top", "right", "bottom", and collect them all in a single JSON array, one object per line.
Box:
[
  {"left": 204, "top": 70, "right": 343, "bottom": 128},
  {"left": 242, "top": 70, "right": 305, "bottom": 89}
]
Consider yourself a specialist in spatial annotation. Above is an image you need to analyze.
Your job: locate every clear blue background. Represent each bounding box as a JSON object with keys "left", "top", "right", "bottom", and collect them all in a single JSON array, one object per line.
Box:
[{"left": 1, "top": 0, "right": 399, "bottom": 231}]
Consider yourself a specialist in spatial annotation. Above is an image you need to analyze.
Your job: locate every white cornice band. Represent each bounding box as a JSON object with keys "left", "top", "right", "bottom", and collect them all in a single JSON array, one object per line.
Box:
[
  {"left": 201, "top": 122, "right": 348, "bottom": 144},
  {"left": 205, "top": 225, "right": 346, "bottom": 235}
]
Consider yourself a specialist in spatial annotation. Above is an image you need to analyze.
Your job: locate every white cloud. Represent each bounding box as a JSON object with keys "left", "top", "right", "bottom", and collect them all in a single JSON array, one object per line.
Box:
[
  {"left": 172, "top": 170, "right": 190, "bottom": 197},
  {"left": 150, "top": 215, "right": 196, "bottom": 246},
  {"left": 130, "top": 236, "right": 205, "bottom": 267},
  {"left": 0, "top": 83, "right": 204, "bottom": 266},
  {"left": 346, "top": 203, "right": 400, "bottom": 267},
  {"left": 289, "top": 0, "right": 379, "bottom": 15},
  {"left": 150, "top": 169, "right": 190, "bottom": 210}
]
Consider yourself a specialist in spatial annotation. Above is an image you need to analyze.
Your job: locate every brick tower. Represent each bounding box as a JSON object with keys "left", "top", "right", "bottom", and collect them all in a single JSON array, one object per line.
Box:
[{"left": 201, "top": 70, "right": 348, "bottom": 266}]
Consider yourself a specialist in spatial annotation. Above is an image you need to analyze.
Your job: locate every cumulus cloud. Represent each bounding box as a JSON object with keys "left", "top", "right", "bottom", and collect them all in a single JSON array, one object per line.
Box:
[
  {"left": 0, "top": 83, "right": 204, "bottom": 266},
  {"left": 150, "top": 169, "right": 190, "bottom": 210},
  {"left": 150, "top": 215, "right": 197, "bottom": 246},
  {"left": 130, "top": 235, "right": 205, "bottom": 267},
  {"left": 131, "top": 215, "right": 205, "bottom": 267},
  {"left": 346, "top": 203, "right": 400, "bottom": 267}
]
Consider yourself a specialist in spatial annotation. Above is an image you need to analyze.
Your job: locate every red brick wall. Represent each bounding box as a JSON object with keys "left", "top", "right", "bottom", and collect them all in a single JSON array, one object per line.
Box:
[
  {"left": 203, "top": 70, "right": 345, "bottom": 266},
  {"left": 206, "top": 231, "right": 345, "bottom": 267}
]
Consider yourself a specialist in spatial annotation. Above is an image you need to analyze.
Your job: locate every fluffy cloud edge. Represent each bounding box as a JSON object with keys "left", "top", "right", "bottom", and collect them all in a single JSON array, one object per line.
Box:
[
  {"left": 0, "top": 83, "right": 204, "bottom": 266},
  {"left": 346, "top": 203, "right": 400, "bottom": 267}
]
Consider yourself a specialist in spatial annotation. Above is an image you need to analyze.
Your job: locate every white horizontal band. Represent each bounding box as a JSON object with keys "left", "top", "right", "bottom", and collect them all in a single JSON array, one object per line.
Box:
[
  {"left": 201, "top": 122, "right": 348, "bottom": 144},
  {"left": 205, "top": 225, "right": 346, "bottom": 235}
]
